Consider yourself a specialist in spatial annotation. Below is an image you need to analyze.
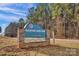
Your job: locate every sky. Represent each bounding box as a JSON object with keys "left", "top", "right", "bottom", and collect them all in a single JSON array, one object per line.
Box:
[{"left": 0, "top": 3, "right": 37, "bottom": 35}]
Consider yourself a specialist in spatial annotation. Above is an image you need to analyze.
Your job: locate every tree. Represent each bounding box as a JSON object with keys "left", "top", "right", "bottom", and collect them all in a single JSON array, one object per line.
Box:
[
  {"left": 19, "top": 18, "right": 25, "bottom": 28},
  {"left": 5, "top": 22, "right": 18, "bottom": 37},
  {"left": 27, "top": 3, "right": 79, "bottom": 40},
  {"left": 0, "top": 26, "right": 2, "bottom": 33},
  {"left": 47, "top": 4, "right": 78, "bottom": 39},
  {"left": 48, "top": 4, "right": 65, "bottom": 39},
  {"left": 27, "top": 4, "right": 52, "bottom": 44}
]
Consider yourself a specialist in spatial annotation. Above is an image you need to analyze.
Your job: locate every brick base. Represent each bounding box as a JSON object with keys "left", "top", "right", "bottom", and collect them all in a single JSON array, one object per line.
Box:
[
  {"left": 24, "top": 41, "right": 49, "bottom": 48},
  {"left": 17, "top": 28, "right": 24, "bottom": 48}
]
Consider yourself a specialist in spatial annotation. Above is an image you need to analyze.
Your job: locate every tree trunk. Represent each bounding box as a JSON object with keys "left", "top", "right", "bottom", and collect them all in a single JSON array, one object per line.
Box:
[
  {"left": 49, "top": 20, "right": 55, "bottom": 44},
  {"left": 55, "top": 16, "right": 64, "bottom": 39}
]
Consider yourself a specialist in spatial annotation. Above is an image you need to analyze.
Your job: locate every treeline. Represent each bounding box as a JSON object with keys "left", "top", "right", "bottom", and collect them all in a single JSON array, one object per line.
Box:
[
  {"left": 27, "top": 3, "right": 79, "bottom": 39},
  {"left": 5, "top": 18, "right": 25, "bottom": 37},
  {"left": 5, "top": 3, "right": 79, "bottom": 39}
]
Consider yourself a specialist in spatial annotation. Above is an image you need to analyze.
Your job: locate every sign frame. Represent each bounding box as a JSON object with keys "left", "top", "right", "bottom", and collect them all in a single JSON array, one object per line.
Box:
[{"left": 17, "top": 23, "right": 50, "bottom": 48}]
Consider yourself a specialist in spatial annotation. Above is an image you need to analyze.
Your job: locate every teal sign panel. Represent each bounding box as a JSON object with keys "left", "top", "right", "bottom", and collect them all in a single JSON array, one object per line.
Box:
[{"left": 24, "top": 23, "right": 46, "bottom": 38}]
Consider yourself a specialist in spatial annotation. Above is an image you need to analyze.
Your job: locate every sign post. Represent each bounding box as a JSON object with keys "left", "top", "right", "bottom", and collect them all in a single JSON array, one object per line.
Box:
[{"left": 17, "top": 27, "right": 24, "bottom": 48}]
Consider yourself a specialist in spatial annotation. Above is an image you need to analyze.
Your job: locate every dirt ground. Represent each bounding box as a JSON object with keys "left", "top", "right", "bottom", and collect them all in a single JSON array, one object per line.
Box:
[{"left": 0, "top": 36, "right": 79, "bottom": 56}]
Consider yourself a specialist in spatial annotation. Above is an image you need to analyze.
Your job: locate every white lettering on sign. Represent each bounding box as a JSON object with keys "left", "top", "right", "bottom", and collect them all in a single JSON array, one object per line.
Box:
[{"left": 25, "top": 30, "right": 45, "bottom": 32}]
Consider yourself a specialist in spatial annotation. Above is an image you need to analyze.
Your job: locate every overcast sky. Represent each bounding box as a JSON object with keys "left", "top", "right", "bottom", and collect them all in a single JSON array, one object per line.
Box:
[{"left": 0, "top": 3, "right": 37, "bottom": 35}]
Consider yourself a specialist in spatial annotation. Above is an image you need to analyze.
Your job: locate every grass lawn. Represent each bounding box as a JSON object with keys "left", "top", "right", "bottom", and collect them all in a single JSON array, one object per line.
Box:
[
  {"left": 0, "top": 36, "right": 17, "bottom": 48},
  {"left": 1, "top": 36, "right": 79, "bottom": 49},
  {"left": 50, "top": 39, "right": 79, "bottom": 49}
]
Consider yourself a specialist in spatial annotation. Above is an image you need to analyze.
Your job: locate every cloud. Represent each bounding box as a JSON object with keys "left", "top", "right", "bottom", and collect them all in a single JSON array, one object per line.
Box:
[
  {"left": 0, "top": 7, "right": 26, "bottom": 16},
  {"left": 0, "top": 3, "right": 36, "bottom": 17},
  {"left": 0, "top": 14, "right": 21, "bottom": 22}
]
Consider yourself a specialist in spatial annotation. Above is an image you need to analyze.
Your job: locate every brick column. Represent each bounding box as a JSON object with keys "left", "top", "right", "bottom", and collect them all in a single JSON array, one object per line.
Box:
[{"left": 17, "top": 27, "right": 24, "bottom": 48}]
